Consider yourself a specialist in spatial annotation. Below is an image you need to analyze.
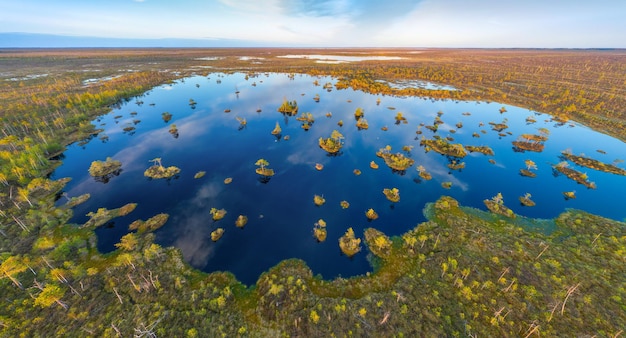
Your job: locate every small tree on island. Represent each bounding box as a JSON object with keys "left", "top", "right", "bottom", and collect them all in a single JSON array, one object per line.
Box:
[
  {"left": 255, "top": 158, "right": 275, "bottom": 177},
  {"left": 144, "top": 158, "right": 180, "bottom": 179}
]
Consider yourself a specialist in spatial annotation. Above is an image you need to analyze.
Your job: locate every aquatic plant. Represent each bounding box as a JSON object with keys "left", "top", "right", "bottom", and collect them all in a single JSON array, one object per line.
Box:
[
  {"left": 518, "top": 193, "right": 536, "bottom": 207},
  {"left": 337, "top": 120, "right": 344, "bottom": 127},
  {"left": 318, "top": 130, "right": 344, "bottom": 154},
  {"left": 277, "top": 98, "right": 298, "bottom": 115},
  {"left": 382, "top": 188, "right": 400, "bottom": 203},
  {"left": 365, "top": 208, "right": 379, "bottom": 220},
  {"left": 194, "top": 171, "right": 206, "bottom": 179},
  {"left": 442, "top": 182, "right": 452, "bottom": 189},
  {"left": 338, "top": 227, "right": 361, "bottom": 257},
  {"left": 161, "top": 112, "right": 172, "bottom": 123},
  {"left": 353, "top": 169, "right": 361, "bottom": 175},
  {"left": 255, "top": 159, "right": 275, "bottom": 177},
  {"left": 88, "top": 157, "right": 122, "bottom": 177},
  {"left": 369, "top": 161, "right": 379, "bottom": 169},
  {"left": 313, "top": 195, "right": 326, "bottom": 206},
  {"left": 313, "top": 94, "right": 320, "bottom": 102},
  {"left": 271, "top": 122, "right": 282, "bottom": 135},
  {"left": 313, "top": 219, "right": 327, "bottom": 242},
  {"left": 484, "top": 192, "right": 516, "bottom": 218},
  {"left": 144, "top": 158, "right": 181, "bottom": 179},
  {"left": 211, "top": 228, "right": 225, "bottom": 241},
  {"left": 235, "top": 215, "right": 248, "bottom": 228},
  {"left": 210, "top": 208, "right": 227, "bottom": 221}
]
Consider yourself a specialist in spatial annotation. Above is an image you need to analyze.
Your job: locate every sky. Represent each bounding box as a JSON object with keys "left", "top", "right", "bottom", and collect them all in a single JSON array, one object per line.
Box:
[{"left": 1, "top": 0, "right": 625, "bottom": 48}]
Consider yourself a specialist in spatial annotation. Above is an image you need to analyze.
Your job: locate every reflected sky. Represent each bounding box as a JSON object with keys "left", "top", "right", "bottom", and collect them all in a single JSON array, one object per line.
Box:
[{"left": 53, "top": 72, "right": 626, "bottom": 285}]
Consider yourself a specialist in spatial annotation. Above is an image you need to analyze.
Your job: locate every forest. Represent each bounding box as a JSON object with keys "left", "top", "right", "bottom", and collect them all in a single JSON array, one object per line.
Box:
[{"left": 0, "top": 48, "right": 624, "bottom": 336}]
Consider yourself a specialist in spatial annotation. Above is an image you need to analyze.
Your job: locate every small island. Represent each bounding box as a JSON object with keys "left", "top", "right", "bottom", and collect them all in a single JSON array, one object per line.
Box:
[
  {"left": 255, "top": 158, "right": 275, "bottom": 177},
  {"left": 235, "top": 215, "right": 248, "bottom": 228},
  {"left": 420, "top": 138, "right": 467, "bottom": 158},
  {"left": 210, "top": 208, "right": 227, "bottom": 221},
  {"left": 383, "top": 188, "right": 400, "bottom": 203},
  {"left": 338, "top": 227, "right": 361, "bottom": 257},
  {"left": 144, "top": 158, "right": 181, "bottom": 179},
  {"left": 128, "top": 213, "right": 170, "bottom": 233},
  {"left": 88, "top": 157, "right": 122, "bottom": 178},
  {"left": 277, "top": 98, "right": 298, "bottom": 115},
  {"left": 211, "top": 228, "right": 225, "bottom": 241},
  {"left": 365, "top": 208, "right": 379, "bottom": 220},
  {"left": 313, "top": 219, "right": 327, "bottom": 242},
  {"left": 318, "top": 130, "right": 344, "bottom": 154},
  {"left": 484, "top": 193, "right": 516, "bottom": 218},
  {"left": 378, "top": 146, "right": 415, "bottom": 171}
]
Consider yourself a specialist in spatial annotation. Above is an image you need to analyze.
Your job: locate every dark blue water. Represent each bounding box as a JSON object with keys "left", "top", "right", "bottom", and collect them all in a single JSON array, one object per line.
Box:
[{"left": 52, "top": 73, "right": 626, "bottom": 285}]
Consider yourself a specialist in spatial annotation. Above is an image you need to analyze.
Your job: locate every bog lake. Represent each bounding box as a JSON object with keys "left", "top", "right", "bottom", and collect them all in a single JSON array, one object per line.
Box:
[{"left": 52, "top": 72, "right": 626, "bottom": 285}]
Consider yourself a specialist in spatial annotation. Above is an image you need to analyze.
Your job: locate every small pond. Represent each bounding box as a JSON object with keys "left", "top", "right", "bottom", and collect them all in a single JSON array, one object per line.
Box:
[{"left": 53, "top": 72, "right": 626, "bottom": 285}]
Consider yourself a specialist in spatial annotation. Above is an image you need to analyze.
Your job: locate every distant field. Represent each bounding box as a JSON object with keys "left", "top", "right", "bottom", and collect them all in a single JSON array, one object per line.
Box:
[{"left": 2, "top": 48, "right": 625, "bottom": 141}]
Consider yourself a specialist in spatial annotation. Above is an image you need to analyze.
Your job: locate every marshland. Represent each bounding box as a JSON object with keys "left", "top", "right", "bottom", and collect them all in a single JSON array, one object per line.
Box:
[{"left": 1, "top": 48, "right": 624, "bottom": 336}]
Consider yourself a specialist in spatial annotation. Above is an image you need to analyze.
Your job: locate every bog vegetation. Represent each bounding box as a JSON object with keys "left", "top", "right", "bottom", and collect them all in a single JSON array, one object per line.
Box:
[{"left": 0, "top": 48, "right": 624, "bottom": 336}]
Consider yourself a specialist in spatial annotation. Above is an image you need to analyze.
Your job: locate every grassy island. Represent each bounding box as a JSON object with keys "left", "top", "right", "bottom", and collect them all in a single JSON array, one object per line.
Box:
[
  {"left": 318, "top": 130, "right": 344, "bottom": 154},
  {"left": 421, "top": 138, "right": 467, "bottom": 158},
  {"left": 144, "top": 158, "right": 181, "bottom": 179},
  {"left": 88, "top": 157, "right": 122, "bottom": 177}
]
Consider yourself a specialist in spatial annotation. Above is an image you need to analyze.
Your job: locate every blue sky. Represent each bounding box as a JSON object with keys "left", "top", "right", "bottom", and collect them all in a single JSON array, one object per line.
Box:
[{"left": 1, "top": 0, "right": 625, "bottom": 47}]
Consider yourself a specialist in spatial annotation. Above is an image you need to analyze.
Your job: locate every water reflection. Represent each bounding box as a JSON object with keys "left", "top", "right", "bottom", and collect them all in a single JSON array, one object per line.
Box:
[{"left": 53, "top": 72, "right": 626, "bottom": 285}]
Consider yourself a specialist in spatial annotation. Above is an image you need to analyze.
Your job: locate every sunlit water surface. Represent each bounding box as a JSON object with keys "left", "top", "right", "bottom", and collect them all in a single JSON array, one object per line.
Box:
[{"left": 53, "top": 73, "right": 626, "bottom": 285}]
